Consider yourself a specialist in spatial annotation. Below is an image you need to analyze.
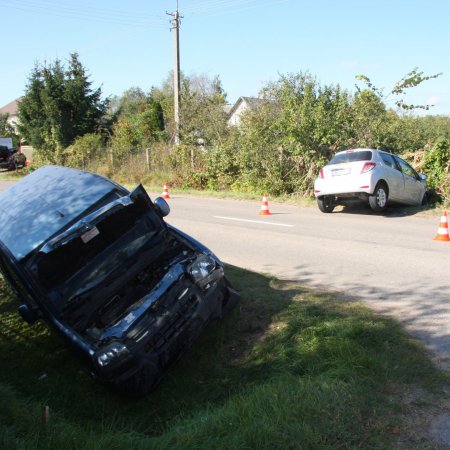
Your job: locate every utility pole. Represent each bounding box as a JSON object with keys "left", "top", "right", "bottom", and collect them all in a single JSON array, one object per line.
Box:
[{"left": 167, "top": 1, "right": 182, "bottom": 145}]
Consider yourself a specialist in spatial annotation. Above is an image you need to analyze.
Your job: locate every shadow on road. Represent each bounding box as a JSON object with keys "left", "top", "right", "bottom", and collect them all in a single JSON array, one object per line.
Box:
[{"left": 334, "top": 199, "right": 430, "bottom": 218}]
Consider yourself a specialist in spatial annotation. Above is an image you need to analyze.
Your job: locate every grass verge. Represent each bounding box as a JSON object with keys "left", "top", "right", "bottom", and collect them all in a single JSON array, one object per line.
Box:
[{"left": 0, "top": 266, "right": 447, "bottom": 449}]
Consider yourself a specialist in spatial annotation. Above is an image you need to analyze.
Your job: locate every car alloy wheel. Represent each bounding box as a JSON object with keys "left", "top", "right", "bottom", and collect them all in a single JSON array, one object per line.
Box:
[{"left": 369, "top": 183, "right": 388, "bottom": 212}]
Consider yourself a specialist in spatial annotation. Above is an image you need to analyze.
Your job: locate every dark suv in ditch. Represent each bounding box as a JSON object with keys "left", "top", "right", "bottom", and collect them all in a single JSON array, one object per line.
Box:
[{"left": 0, "top": 166, "right": 239, "bottom": 396}]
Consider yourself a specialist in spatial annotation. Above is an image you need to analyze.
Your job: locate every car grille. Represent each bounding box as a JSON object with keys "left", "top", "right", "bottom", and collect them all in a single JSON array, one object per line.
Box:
[{"left": 144, "top": 284, "right": 199, "bottom": 354}]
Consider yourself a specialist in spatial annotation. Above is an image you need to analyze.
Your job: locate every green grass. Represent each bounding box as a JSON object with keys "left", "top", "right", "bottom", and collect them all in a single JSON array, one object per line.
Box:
[
  {"left": 0, "top": 168, "right": 30, "bottom": 181},
  {"left": 0, "top": 267, "right": 446, "bottom": 449}
]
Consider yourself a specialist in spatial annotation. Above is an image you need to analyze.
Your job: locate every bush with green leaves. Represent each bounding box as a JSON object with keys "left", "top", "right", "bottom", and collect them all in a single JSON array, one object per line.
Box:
[
  {"left": 63, "top": 133, "right": 104, "bottom": 168},
  {"left": 423, "top": 138, "right": 450, "bottom": 194}
]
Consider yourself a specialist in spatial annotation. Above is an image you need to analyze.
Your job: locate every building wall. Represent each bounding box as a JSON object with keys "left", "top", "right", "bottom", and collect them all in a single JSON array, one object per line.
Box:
[{"left": 227, "top": 100, "right": 250, "bottom": 127}]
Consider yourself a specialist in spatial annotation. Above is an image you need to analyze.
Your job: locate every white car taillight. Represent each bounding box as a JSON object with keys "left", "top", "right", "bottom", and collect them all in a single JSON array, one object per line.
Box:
[
  {"left": 360, "top": 162, "right": 376, "bottom": 174},
  {"left": 319, "top": 169, "right": 324, "bottom": 179}
]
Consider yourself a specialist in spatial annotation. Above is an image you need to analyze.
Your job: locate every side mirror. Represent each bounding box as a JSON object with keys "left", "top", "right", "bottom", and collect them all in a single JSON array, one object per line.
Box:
[
  {"left": 18, "top": 304, "right": 39, "bottom": 324},
  {"left": 419, "top": 173, "right": 427, "bottom": 181},
  {"left": 154, "top": 197, "right": 170, "bottom": 217}
]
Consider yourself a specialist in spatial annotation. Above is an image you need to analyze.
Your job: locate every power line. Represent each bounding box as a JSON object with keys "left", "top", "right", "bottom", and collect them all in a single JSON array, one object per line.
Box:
[
  {"left": 1, "top": 0, "right": 163, "bottom": 20},
  {"left": 0, "top": 0, "right": 291, "bottom": 26},
  {"left": 0, "top": 0, "right": 165, "bottom": 27},
  {"left": 183, "top": 0, "right": 289, "bottom": 15}
]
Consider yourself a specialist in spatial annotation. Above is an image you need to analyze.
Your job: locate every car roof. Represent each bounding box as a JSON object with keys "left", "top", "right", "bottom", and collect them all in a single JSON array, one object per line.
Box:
[
  {"left": 0, "top": 166, "right": 127, "bottom": 260},
  {"left": 335, "top": 148, "right": 375, "bottom": 154}
]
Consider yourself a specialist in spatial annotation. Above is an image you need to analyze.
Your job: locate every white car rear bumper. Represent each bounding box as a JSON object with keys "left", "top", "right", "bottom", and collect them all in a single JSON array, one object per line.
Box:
[{"left": 314, "top": 173, "right": 376, "bottom": 197}]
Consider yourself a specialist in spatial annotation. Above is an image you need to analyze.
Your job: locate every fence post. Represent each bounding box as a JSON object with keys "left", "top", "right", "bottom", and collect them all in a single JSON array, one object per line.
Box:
[{"left": 146, "top": 147, "right": 151, "bottom": 171}]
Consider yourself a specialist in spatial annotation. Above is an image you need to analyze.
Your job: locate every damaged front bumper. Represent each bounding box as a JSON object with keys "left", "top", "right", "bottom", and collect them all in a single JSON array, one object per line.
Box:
[{"left": 91, "top": 260, "right": 239, "bottom": 393}]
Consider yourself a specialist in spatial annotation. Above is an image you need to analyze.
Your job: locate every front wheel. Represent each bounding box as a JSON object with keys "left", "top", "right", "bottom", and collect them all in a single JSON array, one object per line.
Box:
[
  {"left": 317, "top": 196, "right": 335, "bottom": 213},
  {"left": 369, "top": 183, "right": 388, "bottom": 212}
]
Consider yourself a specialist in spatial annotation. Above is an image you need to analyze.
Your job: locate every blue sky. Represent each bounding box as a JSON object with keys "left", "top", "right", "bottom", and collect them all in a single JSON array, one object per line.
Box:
[{"left": 1, "top": 0, "right": 449, "bottom": 115}]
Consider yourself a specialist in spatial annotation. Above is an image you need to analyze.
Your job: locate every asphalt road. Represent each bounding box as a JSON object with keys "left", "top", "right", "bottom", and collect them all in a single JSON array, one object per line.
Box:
[
  {"left": 158, "top": 193, "right": 450, "bottom": 370},
  {"left": 1, "top": 176, "right": 450, "bottom": 369}
]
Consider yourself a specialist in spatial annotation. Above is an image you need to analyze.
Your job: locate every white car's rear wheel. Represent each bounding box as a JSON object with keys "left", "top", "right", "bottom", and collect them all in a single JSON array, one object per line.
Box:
[
  {"left": 317, "top": 195, "right": 335, "bottom": 213},
  {"left": 369, "top": 183, "right": 388, "bottom": 212}
]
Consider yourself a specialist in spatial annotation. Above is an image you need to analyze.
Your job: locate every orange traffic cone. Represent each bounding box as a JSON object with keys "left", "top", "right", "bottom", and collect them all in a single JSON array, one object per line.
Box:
[
  {"left": 258, "top": 194, "right": 272, "bottom": 215},
  {"left": 161, "top": 183, "right": 170, "bottom": 199},
  {"left": 433, "top": 211, "right": 450, "bottom": 241}
]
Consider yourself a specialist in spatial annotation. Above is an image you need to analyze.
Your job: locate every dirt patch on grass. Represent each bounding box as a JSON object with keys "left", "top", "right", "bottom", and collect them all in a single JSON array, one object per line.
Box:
[{"left": 391, "top": 384, "right": 450, "bottom": 449}]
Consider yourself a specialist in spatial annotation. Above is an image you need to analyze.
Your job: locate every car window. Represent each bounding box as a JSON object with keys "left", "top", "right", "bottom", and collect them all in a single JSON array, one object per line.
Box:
[
  {"left": 328, "top": 151, "right": 372, "bottom": 165},
  {"left": 380, "top": 153, "right": 399, "bottom": 170},
  {"left": 394, "top": 156, "right": 420, "bottom": 180}
]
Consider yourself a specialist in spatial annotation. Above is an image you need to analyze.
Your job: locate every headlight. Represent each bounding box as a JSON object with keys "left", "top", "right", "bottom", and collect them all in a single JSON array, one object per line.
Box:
[
  {"left": 188, "top": 254, "right": 217, "bottom": 287},
  {"left": 96, "top": 342, "right": 129, "bottom": 367}
]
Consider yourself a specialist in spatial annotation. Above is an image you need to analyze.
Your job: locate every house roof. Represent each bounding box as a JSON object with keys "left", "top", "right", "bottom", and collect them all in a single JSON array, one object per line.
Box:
[
  {"left": 0, "top": 98, "right": 21, "bottom": 117},
  {"left": 227, "top": 96, "right": 264, "bottom": 118},
  {"left": 223, "top": 104, "right": 233, "bottom": 114}
]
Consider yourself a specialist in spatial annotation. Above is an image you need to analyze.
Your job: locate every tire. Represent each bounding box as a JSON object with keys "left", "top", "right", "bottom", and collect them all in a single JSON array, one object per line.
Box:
[
  {"left": 369, "top": 183, "right": 388, "bottom": 212},
  {"left": 421, "top": 192, "right": 429, "bottom": 206},
  {"left": 317, "top": 195, "right": 335, "bottom": 213}
]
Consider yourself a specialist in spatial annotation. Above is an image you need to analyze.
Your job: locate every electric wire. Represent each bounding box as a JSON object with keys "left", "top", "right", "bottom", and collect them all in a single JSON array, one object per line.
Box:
[
  {"left": 1, "top": 0, "right": 163, "bottom": 20},
  {"left": 0, "top": 0, "right": 165, "bottom": 27},
  {"left": 0, "top": 0, "right": 291, "bottom": 25}
]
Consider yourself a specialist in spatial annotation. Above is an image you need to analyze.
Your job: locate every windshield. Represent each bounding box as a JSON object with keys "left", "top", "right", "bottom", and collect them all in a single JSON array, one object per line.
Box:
[{"left": 328, "top": 151, "right": 372, "bottom": 165}]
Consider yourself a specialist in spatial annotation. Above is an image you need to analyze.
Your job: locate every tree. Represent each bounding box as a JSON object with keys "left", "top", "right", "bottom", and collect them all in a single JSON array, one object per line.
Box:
[
  {"left": 115, "top": 87, "right": 148, "bottom": 116},
  {"left": 151, "top": 72, "right": 228, "bottom": 146},
  {"left": 179, "top": 74, "right": 229, "bottom": 146},
  {"left": 355, "top": 67, "right": 442, "bottom": 111},
  {"left": 231, "top": 72, "right": 353, "bottom": 195},
  {"left": 18, "top": 53, "right": 106, "bottom": 163},
  {"left": 350, "top": 89, "right": 391, "bottom": 149}
]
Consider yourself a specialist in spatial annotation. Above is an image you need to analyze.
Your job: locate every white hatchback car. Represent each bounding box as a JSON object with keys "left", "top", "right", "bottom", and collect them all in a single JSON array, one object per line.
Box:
[{"left": 314, "top": 148, "right": 427, "bottom": 213}]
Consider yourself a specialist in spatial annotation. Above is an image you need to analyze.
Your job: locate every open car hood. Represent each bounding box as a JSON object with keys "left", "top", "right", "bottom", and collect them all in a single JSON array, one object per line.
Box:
[{"left": 0, "top": 166, "right": 169, "bottom": 315}]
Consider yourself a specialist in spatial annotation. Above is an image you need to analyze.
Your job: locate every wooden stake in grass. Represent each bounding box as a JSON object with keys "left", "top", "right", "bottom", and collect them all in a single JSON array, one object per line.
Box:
[{"left": 42, "top": 405, "right": 49, "bottom": 424}]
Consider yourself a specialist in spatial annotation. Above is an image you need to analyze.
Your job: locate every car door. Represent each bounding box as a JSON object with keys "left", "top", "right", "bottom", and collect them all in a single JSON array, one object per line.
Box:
[
  {"left": 394, "top": 156, "right": 424, "bottom": 205},
  {"left": 379, "top": 152, "right": 405, "bottom": 201}
]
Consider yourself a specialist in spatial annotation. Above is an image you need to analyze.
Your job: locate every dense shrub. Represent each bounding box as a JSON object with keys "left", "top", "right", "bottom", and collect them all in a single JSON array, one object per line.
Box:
[{"left": 23, "top": 69, "right": 450, "bottom": 202}]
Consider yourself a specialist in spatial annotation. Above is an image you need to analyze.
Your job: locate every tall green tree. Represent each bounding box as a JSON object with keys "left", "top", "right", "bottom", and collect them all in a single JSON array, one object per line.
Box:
[
  {"left": 151, "top": 72, "right": 228, "bottom": 146},
  {"left": 18, "top": 53, "right": 106, "bottom": 163},
  {"left": 179, "top": 74, "right": 229, "bottom": 146}
]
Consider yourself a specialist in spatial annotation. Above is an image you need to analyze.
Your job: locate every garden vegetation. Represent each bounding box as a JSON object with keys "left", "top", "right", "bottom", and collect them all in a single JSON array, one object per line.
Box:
[{"left": 9, "top": 53, "right": 450, "bottom": 203}]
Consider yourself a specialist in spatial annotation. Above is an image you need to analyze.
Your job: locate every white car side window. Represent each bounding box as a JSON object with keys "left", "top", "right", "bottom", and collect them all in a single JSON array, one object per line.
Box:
[
  {"left": 395, "top": 157, "right": 420, "bottom": 180},
  {"left": 381, "top": 153, "right": 399, "bottom": 171}
]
